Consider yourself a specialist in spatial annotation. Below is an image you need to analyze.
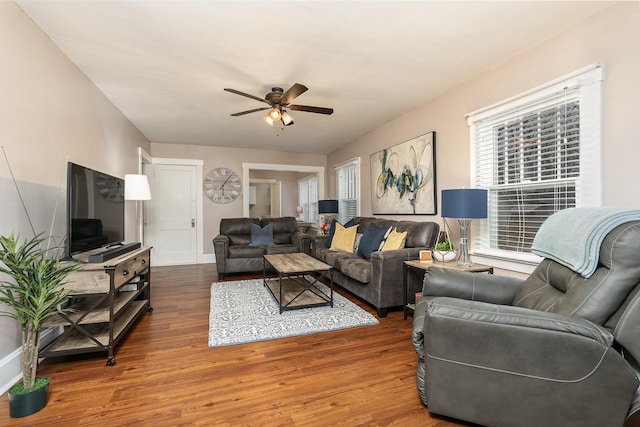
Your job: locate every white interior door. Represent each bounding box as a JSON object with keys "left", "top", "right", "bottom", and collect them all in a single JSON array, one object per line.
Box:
[{"left": 149, "top": 164, "right": 197, "bottom": 265}]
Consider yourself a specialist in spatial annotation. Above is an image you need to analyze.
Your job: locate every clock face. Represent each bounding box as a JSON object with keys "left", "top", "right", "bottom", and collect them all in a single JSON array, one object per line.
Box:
[
  {"left": 204, "top": 167, "right": 241, "bottom": 204},
  {"left": 95, "top": 174, "right": 124, "bottom": 203}
]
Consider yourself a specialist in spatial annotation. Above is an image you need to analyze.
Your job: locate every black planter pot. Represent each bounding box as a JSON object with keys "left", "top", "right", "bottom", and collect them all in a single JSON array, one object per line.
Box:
[{"left": 8, "top": 377, "right": 49, "bottom": 418}]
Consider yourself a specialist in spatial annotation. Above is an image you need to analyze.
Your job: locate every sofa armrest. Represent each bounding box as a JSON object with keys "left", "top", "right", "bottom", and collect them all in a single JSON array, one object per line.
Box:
[
  {"left": 291, "top": 231, "right": 312, "bottom": 254},
  {"left": 367, "top": 247, "right": 426, "bottom": 308},
  {"left": 429, "top": 297, "right": 614, "bottom": 345},
  {"left": 310, "top": 235, "right": 329, "bottom": 254},
  {"left": 422, "top": 267, "right": 525, "bottom": 305},
  {"left": 413, "top": 296, "right": 616, "bottom": 376},
  {"left": 212, "top": 234, "right": 229, "bottom": 273}
]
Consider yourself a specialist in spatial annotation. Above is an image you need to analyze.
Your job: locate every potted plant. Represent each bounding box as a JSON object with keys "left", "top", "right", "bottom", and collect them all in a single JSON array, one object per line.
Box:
[
  {"left": 0, "top": 232, "right": 79, "bottom": 418},
  {"left": 433, "top": 219, "right": 456, "bottom": 262},
  {"left": 433, "top": 239, "right": 456, "bottom": 262}
]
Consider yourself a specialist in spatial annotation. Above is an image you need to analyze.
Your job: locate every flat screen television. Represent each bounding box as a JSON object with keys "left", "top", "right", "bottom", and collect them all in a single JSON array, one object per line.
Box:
[{"left": 66, "top": 162, "right": 125, "bottom": 258}]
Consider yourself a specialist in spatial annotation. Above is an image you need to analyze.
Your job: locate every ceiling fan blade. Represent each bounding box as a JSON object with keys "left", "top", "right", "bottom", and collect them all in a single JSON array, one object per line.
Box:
[
  {"left": 230, "top": 107, "right": 270, "bottom": 116},
  {"left": 289, "top": 104, "right": 334, "bottom": 115},
  {"left": 224, "top": 88, "right": 269, "bottom": 104},
  {"left": 280, "top": 83, "right": 308, "bottom": 105}
]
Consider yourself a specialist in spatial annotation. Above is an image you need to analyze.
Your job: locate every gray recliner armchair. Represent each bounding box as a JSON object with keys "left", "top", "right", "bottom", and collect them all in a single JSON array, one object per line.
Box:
[{"left": 412, "top": 220, "right": 640, "bottom": 427}]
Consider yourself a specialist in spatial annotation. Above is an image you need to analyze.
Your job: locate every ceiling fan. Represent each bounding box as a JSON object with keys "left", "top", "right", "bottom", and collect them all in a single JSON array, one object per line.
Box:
[{"left": 224, "top": 83, "right": 333, "bottom": 127}]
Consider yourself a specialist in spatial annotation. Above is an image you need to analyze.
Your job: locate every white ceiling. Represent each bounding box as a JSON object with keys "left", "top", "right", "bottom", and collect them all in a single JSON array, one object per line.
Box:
[{"left": 18, "top": 1, "right": 613, "bottom": 154}]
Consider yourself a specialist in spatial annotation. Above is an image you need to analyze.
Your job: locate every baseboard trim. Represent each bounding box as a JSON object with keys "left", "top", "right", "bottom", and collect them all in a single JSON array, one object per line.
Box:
[
  {"left": 0, "top": 347, "right": 22, "bottom": 396},
  {"left": 0, "top": 328, "right": 58, "bottom": 396}
]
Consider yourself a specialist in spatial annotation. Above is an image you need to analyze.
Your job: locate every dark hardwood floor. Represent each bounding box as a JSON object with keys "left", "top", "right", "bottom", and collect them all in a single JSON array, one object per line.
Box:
[{"left": 0, "top": 264, "right": 469, "bottom": 426}]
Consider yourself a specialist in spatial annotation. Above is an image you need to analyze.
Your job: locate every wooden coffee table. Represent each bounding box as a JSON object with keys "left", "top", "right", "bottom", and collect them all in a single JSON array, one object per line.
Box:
[{"left": 263, "top": 253, "right": 333, "bottom": 314}]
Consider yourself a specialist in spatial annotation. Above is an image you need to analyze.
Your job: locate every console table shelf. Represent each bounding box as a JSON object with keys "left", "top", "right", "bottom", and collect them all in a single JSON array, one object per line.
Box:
[{"left": 41, "top": 246, "right": 152, "bottom": 366}]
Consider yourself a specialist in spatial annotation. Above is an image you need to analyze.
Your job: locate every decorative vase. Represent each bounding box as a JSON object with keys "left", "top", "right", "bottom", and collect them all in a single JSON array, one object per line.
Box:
[
  {"left": 8, "top": 377, "right": 49, "bottom": 418},
  {"left": 433, "top": 250, "right": 456, "bottom": 263}
]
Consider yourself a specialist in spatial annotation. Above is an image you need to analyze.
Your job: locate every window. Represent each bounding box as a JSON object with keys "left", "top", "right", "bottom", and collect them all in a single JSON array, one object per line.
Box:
[
  {"left": 297, "top": 175, "right": 318, "bottom": 224},
  {"left": 335, "top": 158, "right": 360, "bottom": 224},
  {"left": 469, "top": 65, "right": 603, "bottom": 261}
]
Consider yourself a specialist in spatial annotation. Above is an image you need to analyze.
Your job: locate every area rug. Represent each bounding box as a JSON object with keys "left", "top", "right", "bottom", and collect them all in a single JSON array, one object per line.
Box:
[{"left": 208, "top": 278, "right": 379, "bottom": 347}]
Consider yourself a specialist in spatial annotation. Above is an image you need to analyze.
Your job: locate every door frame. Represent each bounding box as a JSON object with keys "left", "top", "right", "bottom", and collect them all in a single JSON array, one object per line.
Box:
[
  {"left": 147, "top": 156, "right": 204, "bottom": 264},
  {"left": 242, "top": 163, "right": 325, "bottom": 218}
]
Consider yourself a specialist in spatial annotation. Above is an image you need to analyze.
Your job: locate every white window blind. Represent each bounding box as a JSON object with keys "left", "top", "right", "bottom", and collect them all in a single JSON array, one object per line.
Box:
[
  {"left": 336, "top": 158, "right": 360, "bottom": 224},
  {"left": 297, "top": 175, "right": 318, "bottom": 224},
  {"left": 469, "top": 64, "right": 602, "bottom": 259}
]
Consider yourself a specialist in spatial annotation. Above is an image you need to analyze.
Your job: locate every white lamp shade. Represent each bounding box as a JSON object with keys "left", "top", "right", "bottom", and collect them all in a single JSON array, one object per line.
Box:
[{"left": 124, "top": 174, "right": 152, "bottom": 200}]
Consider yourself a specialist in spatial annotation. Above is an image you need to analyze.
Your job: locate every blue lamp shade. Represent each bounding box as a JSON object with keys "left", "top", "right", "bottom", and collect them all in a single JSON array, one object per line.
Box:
[
  {"left": 318, "top": 199, "right": 339, "bottom": 214},
  {"left": 441, "top": 189, "right": 487, "bottom": 219}
]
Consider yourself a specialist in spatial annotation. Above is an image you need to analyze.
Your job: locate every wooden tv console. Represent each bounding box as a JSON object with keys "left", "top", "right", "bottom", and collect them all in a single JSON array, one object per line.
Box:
[{"left": 41, "top": 246, "right": 152, "bottom": 366}]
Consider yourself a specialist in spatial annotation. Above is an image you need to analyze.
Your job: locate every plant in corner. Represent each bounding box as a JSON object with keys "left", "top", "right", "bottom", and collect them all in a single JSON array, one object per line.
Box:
[{"left": 0, "top": 232, "right": 79, "bottom": 418}]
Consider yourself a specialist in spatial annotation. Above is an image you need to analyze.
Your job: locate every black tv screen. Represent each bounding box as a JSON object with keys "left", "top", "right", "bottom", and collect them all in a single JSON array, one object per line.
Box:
[{"left": 66, "top": 162, "right": 125, "bottom": 258}]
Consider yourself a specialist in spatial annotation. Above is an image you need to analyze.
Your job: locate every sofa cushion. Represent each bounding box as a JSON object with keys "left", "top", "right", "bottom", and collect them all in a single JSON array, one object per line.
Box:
[
  {"left": 324, "top": 249, "right": 359, "bottom": 269},
  {"left": 228, "top": 245, "right": 265, "bottom": 259},
  {"left": 250, "top": 223, "right": 274, "bottom": 246},
  {"left": 265, "top": 244, "right": 299, "bottom": 255},
  {"left": 357, "top": 223, "right": 392, "bottom": 260},
  {"left": 326, "top": 218, "right": 355, "bottom": 248},
  {"left": 220, "top": 217, "right": 260, "bottom": 246},
  {"left": 353, "top": 233, "right": 363, "bottom": 253},
  {"left": 261, "top": 217, "right": 298, "bottom": 245},
  {"left": 313, "top": 246, "right": 331, "bottom": 263},
  {"left": 382, "top": 228, "right": 407, "bottom": 250},
  {"left": 396, "top": 221, "right": 437, "bottom": 248},
  {"left": 330, "top": 222, "right": 358, "bottom": 252},
  {"left": 325, "top": 254, "right": 372, "bottom": 284},
  {"left": 341, "top": 258, "right": 372, "bottom": 283}
]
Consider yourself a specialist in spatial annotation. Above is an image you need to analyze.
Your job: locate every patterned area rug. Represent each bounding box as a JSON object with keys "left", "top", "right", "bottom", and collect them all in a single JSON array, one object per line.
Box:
[{"left": 208, "top": 278, "right": 379, "bottom": 347}]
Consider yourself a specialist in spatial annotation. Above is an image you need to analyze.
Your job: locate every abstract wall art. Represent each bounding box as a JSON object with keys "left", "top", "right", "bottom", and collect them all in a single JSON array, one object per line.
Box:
[{"left": 370, "top": 131, "right": 436, "bottom": 215}]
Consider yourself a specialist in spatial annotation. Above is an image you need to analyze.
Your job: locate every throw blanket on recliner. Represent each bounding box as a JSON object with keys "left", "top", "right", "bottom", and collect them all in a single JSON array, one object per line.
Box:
[{"left": 531, "top": 207, "right": 640, "bottom": 278}]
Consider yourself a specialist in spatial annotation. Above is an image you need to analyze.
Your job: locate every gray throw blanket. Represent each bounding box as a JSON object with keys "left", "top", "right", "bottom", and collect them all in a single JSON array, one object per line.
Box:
[{"left": 531, "top": 207, "right": 640, "bottom": 278}]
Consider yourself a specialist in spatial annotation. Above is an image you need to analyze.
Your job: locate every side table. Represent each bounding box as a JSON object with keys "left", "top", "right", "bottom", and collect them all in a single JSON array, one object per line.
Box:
[{"left": 403, "top": 260, "right": 494, "bottom": 319}]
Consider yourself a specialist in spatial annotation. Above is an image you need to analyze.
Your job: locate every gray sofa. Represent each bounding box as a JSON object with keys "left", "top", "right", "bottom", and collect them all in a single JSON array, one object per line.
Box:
[
  {"left": 213, "top": 217, "right": 311, "bottom": 279},
  {"left": 309, "top": 217, "right": 439, "bottom": 317}
]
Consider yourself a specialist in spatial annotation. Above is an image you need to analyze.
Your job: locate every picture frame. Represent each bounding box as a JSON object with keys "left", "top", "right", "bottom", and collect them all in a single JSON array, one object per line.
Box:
[{"left": 370, "top": 131, "right": 436, "bottom": 215}]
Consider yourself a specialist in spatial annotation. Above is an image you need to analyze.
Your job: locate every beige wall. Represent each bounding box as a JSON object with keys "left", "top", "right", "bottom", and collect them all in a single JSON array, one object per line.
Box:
[
  {"left": 328, "top": 2, "right": 640, "bottom": 228},
  {"left": 0, "top": 3, "right": 150, "bottom": 364},
  {"left": 150, "top": 142, "right": 326, "bottom": 253}
]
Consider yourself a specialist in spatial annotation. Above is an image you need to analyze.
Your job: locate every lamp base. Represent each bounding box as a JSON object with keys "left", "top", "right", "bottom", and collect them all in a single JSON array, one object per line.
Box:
[{"left": 455, "top": 219, "right": 474, "bottom": 268}]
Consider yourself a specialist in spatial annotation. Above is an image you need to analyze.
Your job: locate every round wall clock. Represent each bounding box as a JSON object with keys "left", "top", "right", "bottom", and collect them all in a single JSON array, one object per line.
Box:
[
  {"left": 204, "top": 167, "right": 242, "bottom": 203},
  {"left": 95, "top": 174, "right": 124, "bottom": 202}
]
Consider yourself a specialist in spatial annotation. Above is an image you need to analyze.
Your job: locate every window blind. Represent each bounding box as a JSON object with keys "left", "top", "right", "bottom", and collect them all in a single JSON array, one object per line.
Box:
[
  {"left": 336, "top": 159, "right": 360, "bottom": 224},
  {"left": 297, "top": 175, "right": 318, "bottom": 223},
  {"left": 468, "top": 64, "right": 602, "bottom": 258}
]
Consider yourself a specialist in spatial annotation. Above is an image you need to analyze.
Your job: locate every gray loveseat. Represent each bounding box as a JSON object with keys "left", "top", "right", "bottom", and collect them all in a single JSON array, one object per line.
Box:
[
  {"left": 309, "top": 217, "right": 439, "bottom": 317},
  {"left": 213, "top": 217, "right": 311, "bottom": 279}
]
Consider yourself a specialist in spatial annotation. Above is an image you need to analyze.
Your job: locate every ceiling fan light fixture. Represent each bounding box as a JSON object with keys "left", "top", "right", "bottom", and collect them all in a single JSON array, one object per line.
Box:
[
  {"left": 269, "top": 107, "right": 282, "bottom": 121},
  {"left": 281, "top": 111, "right": 294, "bottom": 126},
  {"left": 263, "top": 114, "right": 274, "bottom": 126}
]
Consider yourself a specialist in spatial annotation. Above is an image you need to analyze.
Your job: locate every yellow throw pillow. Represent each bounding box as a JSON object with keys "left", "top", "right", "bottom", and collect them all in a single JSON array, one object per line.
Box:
[
  {"left": 382, "top": 229, "right": 407, "bottom": 251},
  {"left": 330, "top": 222, "right": 358, "bottom": 253}
]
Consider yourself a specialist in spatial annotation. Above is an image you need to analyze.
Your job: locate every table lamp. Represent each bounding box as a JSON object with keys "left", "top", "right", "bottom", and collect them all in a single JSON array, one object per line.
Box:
[
  {"left": 441, "top": 188, "right": 487, "bottom": 268},
  {"left": 125, "top": 174, "right": 152, "bottom": 243},
  {"left": 318, "top": 199, "right": 339, "bottom": 226}
]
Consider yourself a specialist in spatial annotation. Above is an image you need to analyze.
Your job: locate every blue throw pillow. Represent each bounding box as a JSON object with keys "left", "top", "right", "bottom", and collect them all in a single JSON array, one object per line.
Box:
[
  {"left": 357, "top": 223, "right": 392, "bottom": 260},
  {"left": 325, "top": 218, "right": 355, "bottom": 248},
  {"left": 250, "top": 223, "right": 274, "bottom": 246}
]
